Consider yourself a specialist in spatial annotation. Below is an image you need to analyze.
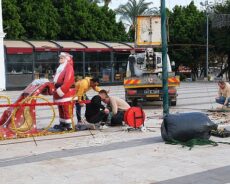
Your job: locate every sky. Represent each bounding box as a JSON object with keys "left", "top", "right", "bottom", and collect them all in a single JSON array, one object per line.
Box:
[
  {"left": 108, "top": 0, "right": 198, "bottom": 10},
  {"left": 105, "top": 0, "right": 225, "bottom": 10},
  {"left": 99, "top": 0, "right": 225, "bottom": 29}
]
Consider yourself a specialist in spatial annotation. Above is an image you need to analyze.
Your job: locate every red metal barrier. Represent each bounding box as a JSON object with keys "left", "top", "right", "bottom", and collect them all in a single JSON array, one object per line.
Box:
[
  {"left": 0, "top": 81, "right": 57, "bottom": 139},
  {"left": 0, "top": 80, "right": 76, "bottom": 139}
]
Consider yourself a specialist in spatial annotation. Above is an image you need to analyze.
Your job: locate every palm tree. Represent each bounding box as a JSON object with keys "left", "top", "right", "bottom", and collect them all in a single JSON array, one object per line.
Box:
[
  {"left": 104, "top": 0, "right": 111, "bottom": 7},
  {"left": 115, "top": 0, "right": 159, "bottom": 29}
]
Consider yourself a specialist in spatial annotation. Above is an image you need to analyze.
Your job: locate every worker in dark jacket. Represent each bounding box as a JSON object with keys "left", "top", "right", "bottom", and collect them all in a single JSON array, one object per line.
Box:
[
  {"left": 128, "top": 49, "right": 136, "bottom": 77},
  {"left": 85, "top": 90, "right": 109, "bottom": 124}
]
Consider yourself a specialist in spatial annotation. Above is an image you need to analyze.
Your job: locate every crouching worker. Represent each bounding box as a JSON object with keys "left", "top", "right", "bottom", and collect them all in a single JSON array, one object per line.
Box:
[
  {"left": 53, "top": 52, "right": 75, "bottom": 131},
  {"left": 215, "top": 80, "right": 230, "bottom": 108},
  {"left": 103, "top": 95, "right": 130, "bottom": 126},
  {"left": 75, "top": 77, "right": 101, "bottom": 124},
  {"left": 84, "top": 90, "right": 109, "bottom": 127}
]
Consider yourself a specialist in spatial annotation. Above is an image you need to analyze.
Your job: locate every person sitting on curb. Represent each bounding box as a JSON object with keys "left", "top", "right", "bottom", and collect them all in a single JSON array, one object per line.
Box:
[
  {"left": 215, "top": 80, "right": 230, "bottom": 108},
  {"left": 76, "top": 90, "right": 109, "bottom": 130},
  {"left": 103, "top": 95, "right": 130, "bottom": 126}
]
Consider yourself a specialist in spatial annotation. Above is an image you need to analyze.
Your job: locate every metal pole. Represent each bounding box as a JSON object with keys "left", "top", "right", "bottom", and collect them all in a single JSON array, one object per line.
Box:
[
  {"left": 111, "top": 51, "right": 114, "bottom": 82},
  {"left": 83, "top": 52, "right": 85, "bottom": 77},
  {"left": 161, "top": 0, "right": 169, "bottom": 116},
  {"left": 0, "top": 0, "right": 6, "bottom": 90},
  {"left": 206, "top": 12, "right": 209, "bottom": 78}
]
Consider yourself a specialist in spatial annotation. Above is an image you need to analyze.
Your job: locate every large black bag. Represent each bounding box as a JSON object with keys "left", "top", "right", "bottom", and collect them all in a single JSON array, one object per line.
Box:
[{"left": 161, "top": 112, "right": 217, "bottom": 142}]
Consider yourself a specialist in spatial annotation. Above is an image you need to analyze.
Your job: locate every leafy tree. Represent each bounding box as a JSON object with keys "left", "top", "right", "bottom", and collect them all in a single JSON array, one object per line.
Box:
[
  {"left": 211, "top": 0, "right": 230, "bottom": 79},
  {"left": 101, "top": 7, "right": 128, "bottom": 41},
  {"left": 53, "top": 0, "right": 128, "bottom": 41},
  {"left": 168, "top": 1, "right": 207, "bottom": 78},
  {"left": 2, "top": 0, "right": 25, "bottom": 39},
  {"left": 88, "top": 0, "right": 101, "bottom": 3},
  {"left": 18, "top": 0, "right": 60, "bottom": 39},
  {"left": 3, "top": 0, "right": 128, "bottom": 41},
  {"left": 103, "top": 0, "right": 111, "bottom": 7},
  {"left": 88, "top": 0, "right": 111, "bottom": 7}
]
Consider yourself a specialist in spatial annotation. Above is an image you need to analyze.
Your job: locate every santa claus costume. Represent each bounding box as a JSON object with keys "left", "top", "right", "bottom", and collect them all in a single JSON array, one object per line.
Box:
[{"left": 53, "top": 52, "right": 75, "bottom": 130}]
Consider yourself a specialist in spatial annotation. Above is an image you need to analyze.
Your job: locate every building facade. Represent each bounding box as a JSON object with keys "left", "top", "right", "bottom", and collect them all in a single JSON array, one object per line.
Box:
[{"left": 4, "top": 40, "right": 144, "bottom": 89}]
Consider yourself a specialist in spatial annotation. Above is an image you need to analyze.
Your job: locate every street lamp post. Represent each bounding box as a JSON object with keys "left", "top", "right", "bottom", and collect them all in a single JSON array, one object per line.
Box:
[
  {"left": 161, "top": 0, "right": 169, "bottom": 116},
  {"left": 206, "top": 9, "right": 209, "bottom": 78},
  {"left": 200, "top": 0, "right": 212, "bottom": 78}
]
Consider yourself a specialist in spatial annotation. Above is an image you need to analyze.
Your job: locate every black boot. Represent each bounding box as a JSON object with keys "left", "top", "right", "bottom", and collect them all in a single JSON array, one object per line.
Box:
[
  {"left": 62, "top": 123, "right": 72, "bottom": 131},
  {"left": 53, "top": 122, "right": 72, "bottom": 131},
  {"left": 53, "top": 122, "right": 64, "bottom": 130}
]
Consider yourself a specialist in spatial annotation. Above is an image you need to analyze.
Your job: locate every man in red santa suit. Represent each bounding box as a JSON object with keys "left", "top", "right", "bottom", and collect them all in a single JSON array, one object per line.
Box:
[{"left": 53, "top": 52, "right": 75, "bottom": 131}]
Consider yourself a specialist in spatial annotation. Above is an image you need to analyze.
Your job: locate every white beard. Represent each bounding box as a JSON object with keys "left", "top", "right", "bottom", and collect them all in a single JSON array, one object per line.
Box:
[{"left": 53, "top": 60, "right": 67, "bottom": 83}]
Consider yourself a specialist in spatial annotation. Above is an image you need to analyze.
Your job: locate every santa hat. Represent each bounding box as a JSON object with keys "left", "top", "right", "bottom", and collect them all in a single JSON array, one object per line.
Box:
[{"left": 59, "top": 52, "right": 69, "bottom": 58}]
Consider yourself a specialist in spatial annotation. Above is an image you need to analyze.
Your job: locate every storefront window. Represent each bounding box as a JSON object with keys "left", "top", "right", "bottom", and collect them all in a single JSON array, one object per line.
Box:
[
  {"left": 6, "top": 54, "right": 34, "bottom": 88},
  {"left": 34, "top": 52, "right": 58, "bottom": 79},
  {"left": 6, "top": 54, "right": 33, "bottom": 74},
  {"left": 69, "top": 51, "right": 84, "bottom": 79},
  {"left": 85, "top": 52, "right": 111, "bottom": 82},
  {"left": 85, "top": 61, "right": 111, "bottom": 82},
  {"left": 113, "top": 52, "right": 129, "bottom": 81},
  {"left": 4, "top": 44, "right": 135, "bottom": 89},
  {"left": 86, "top": 52, "right": 110, "bottom": 62},
  {"left": 113, "top": 62, "right": 127, "bottom": 81}
]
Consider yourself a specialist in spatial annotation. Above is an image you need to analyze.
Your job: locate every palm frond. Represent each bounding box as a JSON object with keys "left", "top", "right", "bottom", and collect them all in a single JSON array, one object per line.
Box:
[{"left": 115, "top": 0, "right": 160, "bottom": 27}]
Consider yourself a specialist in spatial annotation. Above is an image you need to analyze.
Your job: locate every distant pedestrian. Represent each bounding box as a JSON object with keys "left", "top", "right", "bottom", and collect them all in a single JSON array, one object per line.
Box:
[{"left": 215, "top": 80, "right": 230, "bottom": 108}]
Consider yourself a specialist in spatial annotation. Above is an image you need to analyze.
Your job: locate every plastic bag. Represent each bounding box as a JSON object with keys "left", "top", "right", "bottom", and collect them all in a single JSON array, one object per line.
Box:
[{"left": 161, "top": 112, "right": 217, "bottom": 142}]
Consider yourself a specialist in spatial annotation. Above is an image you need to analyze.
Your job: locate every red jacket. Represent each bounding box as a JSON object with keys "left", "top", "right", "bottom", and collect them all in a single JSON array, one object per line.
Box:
[{"left": 53, "top": 62, "right": 75, "bottom": 102}]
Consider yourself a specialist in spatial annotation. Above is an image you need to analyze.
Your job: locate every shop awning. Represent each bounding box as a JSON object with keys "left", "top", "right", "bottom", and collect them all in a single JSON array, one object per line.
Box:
[
  {"left": 53, "top": 41, "right": 86, "bottom": 51},
  {"left": 27, "top": 41, "right": 60, "bottom": 51},
  {"left": 4, "top": 40, "right": 144, "bottom": 53},
  {"left": 79, "top": 41, "right": 111, "bottom": 52},
  {"left": 4, "top": 40, "right": 33, "bottom": 54},
  {"left": 99, "top": 42, "right": 133, "bottom": 52}
]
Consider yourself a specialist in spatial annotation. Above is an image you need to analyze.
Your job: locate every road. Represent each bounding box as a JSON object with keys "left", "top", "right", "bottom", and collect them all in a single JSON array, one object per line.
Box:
[
  {"left": 1, "top": 81, "right": 230, "bottom": 184},
  {"left": 0, "top": 82, "right": 220, "bottom": 128},
  {"left": 175, "top": 82, "right": 219, "bottom": 111}
]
